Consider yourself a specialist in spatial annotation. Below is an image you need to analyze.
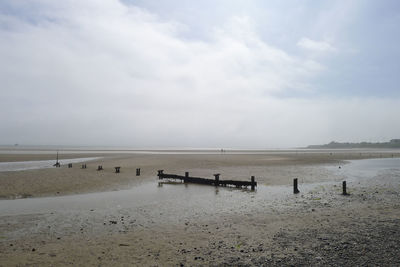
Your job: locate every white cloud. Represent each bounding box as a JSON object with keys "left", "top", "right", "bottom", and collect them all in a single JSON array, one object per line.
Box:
[
  {"left": 297, "top": 37, "right": 336, "bottom": 52},
  {"left": 0, "top": 0, "right": 398, "bottom": 148}
]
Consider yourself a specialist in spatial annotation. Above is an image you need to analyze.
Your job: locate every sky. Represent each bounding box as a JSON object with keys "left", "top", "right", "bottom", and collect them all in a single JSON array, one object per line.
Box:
[{"left": 0, "top": 0, "right": 399, "bottom": 148}]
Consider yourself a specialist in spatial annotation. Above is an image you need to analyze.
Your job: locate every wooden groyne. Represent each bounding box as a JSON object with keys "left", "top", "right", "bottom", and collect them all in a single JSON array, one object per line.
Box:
[{"left": 157, "top": 170, "right": 257, "bottom": 190}]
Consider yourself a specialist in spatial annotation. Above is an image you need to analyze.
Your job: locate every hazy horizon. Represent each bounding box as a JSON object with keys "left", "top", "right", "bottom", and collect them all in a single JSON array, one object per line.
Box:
[
  {"left": 1, "top": 1, "right": 399, "bottom": 148},
  {"left": 1, "top": 138, "right": 399, "bottom": 150}
]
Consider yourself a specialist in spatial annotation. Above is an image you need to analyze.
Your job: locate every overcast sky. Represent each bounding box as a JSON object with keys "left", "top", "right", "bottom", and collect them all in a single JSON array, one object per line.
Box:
[{"left": 0, "top": 0, "right": 399, "bottom": 148}]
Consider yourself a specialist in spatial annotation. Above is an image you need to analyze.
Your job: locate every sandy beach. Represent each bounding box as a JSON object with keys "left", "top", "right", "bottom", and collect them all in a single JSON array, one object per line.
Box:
[
  {"left": 1, "top": 150, "right": 398, "bottom": 199},
  {"left": 1, "top": 150, "right": 400, "bottom": 266}
]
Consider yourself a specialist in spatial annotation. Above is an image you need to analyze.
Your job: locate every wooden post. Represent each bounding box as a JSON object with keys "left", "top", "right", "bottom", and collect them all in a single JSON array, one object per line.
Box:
[
  {"left": 214, "top": 174, "right": 220, "bottom": 186},
  {"left": 68, "top": 163, "right": 72, "bottom": 168},
  {"left": 115, "top": 167, "right": 120, "bottom": 173},
  {"left": 54, "top": 151, "right": 60, "bottom": 167},
  {"left": 342, "top": 181, "right": 348, "bottom": 195},
  {"left": 136, "top": 168, "right": 140, "bottom": 176},
  {"left": 293, "top": 178, "right": 299, "bottom": 194},
  {"left": 251, "top": 176, "right": 255, "bottom": 191},
  {"left": 184, "top": 172, "right": 189, "bottom": 183}
]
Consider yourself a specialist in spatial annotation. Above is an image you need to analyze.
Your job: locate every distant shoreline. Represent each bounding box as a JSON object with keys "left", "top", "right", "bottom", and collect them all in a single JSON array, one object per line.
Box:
[
  {"left": 0, "top": 146, "right": 308, "bottom": 156},
  {"left": 307, "top": 139, "right": 400, "bottom": 149}
]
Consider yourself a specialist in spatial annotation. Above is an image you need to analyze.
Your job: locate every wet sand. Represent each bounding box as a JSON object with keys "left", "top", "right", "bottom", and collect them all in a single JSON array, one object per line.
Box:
[
  {"left": 0, "top": 150, "right": 398, "bottom": 199},
  {"left": 1, "top": 150, "right": 400, "bottom": 266}
]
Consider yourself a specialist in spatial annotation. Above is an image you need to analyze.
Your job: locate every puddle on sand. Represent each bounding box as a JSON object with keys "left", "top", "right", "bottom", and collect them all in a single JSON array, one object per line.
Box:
[{"left": 0, "top": 157, "right": 101, "bottom": 172}]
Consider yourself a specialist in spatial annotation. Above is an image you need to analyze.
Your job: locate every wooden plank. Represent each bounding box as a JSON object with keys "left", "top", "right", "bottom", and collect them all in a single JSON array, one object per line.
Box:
[{"left": 157, "top": 171, "right": 257, "bottom": 189}]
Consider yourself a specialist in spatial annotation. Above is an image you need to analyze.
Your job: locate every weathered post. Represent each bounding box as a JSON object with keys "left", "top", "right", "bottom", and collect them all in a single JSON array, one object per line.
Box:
[
  {"left": 342, "top": 181, "right": 348, "bottom": 195},
  {"left": 251, "top": 176, "right": 255, "bottom": 191},
  {"left": 136, "top": 168, "right": 140, "bottom": 176},
  {"left": 54, "top": 151, "right": 60, "bottom": 167},
  {"left": 185, "top": 172, "right": 189, "bottom": 183},
  {"left": 115, "top": 167, "right": 120, "bottom": 173},
  {"left": 214, "top": 174, "right": 220, "bottom": 186},
  {"left": 68, "top": 163, "right": 72, "bottom": 168},
  {"left": 293, "top": 178, "right": 300, "bottom": 194}
]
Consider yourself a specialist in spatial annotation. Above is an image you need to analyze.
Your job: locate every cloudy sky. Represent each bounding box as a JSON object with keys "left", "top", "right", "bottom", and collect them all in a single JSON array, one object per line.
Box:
[{"left": 0, "top": 0, "right": 399, "bottom": 148}]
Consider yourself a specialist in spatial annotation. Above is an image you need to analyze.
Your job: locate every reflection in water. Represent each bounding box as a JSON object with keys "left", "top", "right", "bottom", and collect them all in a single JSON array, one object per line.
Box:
[
  {"left": 0, "top": 179, "right": 271, "bottom": 218},
  {"left": 157, "top": 180, "right": 256, "bottom": 193}
]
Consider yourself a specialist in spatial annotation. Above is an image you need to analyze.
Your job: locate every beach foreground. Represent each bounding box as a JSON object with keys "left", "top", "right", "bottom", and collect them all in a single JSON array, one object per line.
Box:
[{"left": 1, "top": 150, "right": 399, "bottom": 266}]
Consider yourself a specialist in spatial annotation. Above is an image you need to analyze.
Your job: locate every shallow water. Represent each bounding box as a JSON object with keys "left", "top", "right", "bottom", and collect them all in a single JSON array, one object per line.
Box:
[
  {"left": 0, "top": 157, "right": 101, "bottom": 172},
  {"left": 0, "top": 182, "right": 288, "bottom": 216},
  {"left": 0, "top": 182, "right": 294, "bottom": 238},
  {"left": 326, "top": 157, "right": 400, "bottom": 181}
]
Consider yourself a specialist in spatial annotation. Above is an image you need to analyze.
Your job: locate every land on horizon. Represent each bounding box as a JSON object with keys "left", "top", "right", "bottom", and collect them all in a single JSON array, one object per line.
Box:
[{"left": 307, "top": 139, "right": 400, "bottom": 149}]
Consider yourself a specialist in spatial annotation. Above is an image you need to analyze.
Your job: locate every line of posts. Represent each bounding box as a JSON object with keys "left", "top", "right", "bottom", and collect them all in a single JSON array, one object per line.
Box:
[{"left": 60, "top": 163, "right": 141, "bottom": 175}]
